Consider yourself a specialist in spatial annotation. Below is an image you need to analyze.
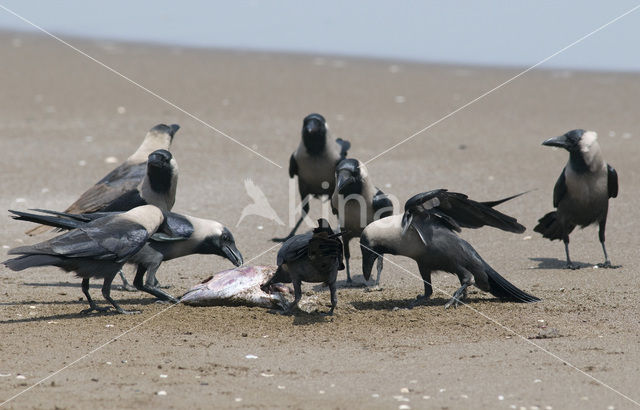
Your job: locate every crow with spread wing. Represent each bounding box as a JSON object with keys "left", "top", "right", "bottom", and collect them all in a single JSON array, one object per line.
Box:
[{"left": 360, "top": 189, "right": 538, "bottom": 308}]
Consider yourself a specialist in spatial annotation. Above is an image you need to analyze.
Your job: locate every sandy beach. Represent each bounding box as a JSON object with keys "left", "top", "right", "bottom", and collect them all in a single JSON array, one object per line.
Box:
[{"left": 1, "top": 31, "right": 639, "bottom": 409}]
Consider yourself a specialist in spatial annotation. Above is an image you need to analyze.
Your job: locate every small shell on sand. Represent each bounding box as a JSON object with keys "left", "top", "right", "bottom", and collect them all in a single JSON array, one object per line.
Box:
[{"left": 105, "top": 156, "right": 118, "bottom": 164}]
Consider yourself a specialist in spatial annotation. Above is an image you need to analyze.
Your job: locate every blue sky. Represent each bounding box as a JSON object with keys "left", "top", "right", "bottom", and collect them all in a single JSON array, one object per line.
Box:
[{"left": 0, "top": 1, "right": 639, "bottom": 71}]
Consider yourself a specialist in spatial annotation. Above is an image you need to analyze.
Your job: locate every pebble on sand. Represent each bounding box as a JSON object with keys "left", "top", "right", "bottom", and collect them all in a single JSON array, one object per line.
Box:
[
  {"left": 105, "top": 156, "right": 118, "bottom": 164},
  {"left": 156, "top": 390, "right": 167, "bottom": 396},
  {"left": 16, "top": 375, "right": 26, "bottom": 380},
  {"left": 245, "top": 354, "right": 258, "bottom": 359}
]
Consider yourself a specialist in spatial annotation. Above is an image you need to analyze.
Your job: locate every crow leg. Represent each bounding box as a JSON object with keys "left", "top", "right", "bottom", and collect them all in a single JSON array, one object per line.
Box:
[
  {"left": 281, "top": 278, "right": 302, "bottom": 315},
  {"left": 563, "top": 234, "right": 579, "bottom": 270},
  {"left": 326, "top": 281, "right": 337, "bottom": 315},
  {"left": 134, "top": 263, "right": 178, "bottom": 303},
  {"left": 445, "top": 283, "right": 470, "bottom": 309},
  {"left": 375, "top": 255, "right": 384, "bottom": 287},
  {"left": 343, "top": 238, "right": 352, "bottom": 283},
  {"left": 411, "top": 265, "right": 432, "bottom": 307},
  {"left": 103, "top": 272, "right": 139, "bottom": 314},
  {"left": 272, "top": 193, "right": 309, "bottom": 242},
  {"left": 79, "top": 278, "right": 109, "bottom": 314},
  {"left": 117, "top": 268, "right": 138, "bottom": 292},
  {"left": 597, "top": 218, "right": 619, "bottom": 268},
  {"left": 445, "top": 269, "right": 473, "bottom": 309}
]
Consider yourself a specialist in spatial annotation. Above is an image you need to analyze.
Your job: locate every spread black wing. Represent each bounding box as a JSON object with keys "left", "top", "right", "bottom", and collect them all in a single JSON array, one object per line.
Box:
[{"left": 402, "top": 189, "right": 526, "bottom": 241}]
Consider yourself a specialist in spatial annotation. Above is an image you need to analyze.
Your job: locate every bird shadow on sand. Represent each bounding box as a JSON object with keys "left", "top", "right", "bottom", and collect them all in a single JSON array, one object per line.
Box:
[
  {"left": 21, "top": 281, "right": 152, "bottom": 291},
  {"left": 529, "top": 257, "right": 592, "bottom": 270},
  {"left": 22, "top": 281, "right": 101, "bottom": 289},
  {"left": 291, "top": 312, "right": 332, "bottom": 326},
  {"left": 0, "top": 309, "right": 122, "bottom": 324},
  {"left": 0, "top": 297, "right": 160, "bottom": 324},
  {"left": 351, "top": 296, "right": 447, "bottom": 311},
  {"left": 350, "top": 294, "right": 500, "bottom": 311},
  {"left": 311, "top": 279, "right": 367, "bottom": 292}
]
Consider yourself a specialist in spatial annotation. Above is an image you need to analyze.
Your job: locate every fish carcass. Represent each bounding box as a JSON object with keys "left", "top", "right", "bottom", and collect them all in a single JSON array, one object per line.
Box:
[{"left": 180, "top": 265, "right": 290, "bottom": 309}]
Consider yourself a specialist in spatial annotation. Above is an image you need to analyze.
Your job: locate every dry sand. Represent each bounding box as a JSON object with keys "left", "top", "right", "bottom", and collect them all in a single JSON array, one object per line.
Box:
[{"left": 1, "top": 31, "right": 639, "bottom": 409}]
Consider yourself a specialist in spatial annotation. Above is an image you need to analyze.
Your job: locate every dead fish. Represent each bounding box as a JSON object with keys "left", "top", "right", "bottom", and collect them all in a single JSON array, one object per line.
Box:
[{"left": 180, "top": 265, "right": 290, "bottom": 309}]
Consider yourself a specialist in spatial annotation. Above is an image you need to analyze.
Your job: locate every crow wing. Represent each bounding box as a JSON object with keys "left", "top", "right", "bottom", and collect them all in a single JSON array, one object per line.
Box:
[
  {"left": 607, "top": 164, "right": 618, "bottom": 198},
  {"left": 65, "top": 161, "right": 147, "bottom": 214},
  {"left": 402, "top": 189, "right": 526, "bottom": 240},
  {"left": 552, "top": 168, "right": 567, "bottom": 208},
  {"left": 11, "top": 215, "right": 150, "bottom": 263},
  {"left": 288, "top": 154, "right": 298, "bottom": 178},
  {"left": 276, "top": 233, "right": 313, "bottom": 266},
  {"left": 151, "top": 212, "right": 194, "bottom": 242}
]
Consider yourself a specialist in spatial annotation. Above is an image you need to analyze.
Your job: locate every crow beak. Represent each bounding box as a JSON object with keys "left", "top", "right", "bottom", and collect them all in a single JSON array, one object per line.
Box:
[
  {"left": 169, "top": 124, "right": 180, "bottom": 138},
  {"left": 542, "top": 135, "right": 568, "bottom": 148},
  {"left": 360, "top": 234, "right": 378, "bottom": 281},
  {"left": 223, "top": 244, "right": 243, "bottom": 267},
  {"left": 401, "top": 212, "right": 413, "bottom": 235},
  {"left": 337, "top": 172, "right": 355, "bottom": 193}
]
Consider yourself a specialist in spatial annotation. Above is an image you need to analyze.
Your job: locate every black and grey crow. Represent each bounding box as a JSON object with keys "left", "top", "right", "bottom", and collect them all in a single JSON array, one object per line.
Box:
[
  {"left": 4, "top": 205, "right": 165, "bottom": 314},
  {"left": 534, "top": 129, "right": 618, "bottom": 269},
  {"left": 26, "top": 123, "right": 179, "bottom": 235},
  {"left": 265, "top": 218, "right": 345, "bottom": 315},
  {"left": 272, "top": 114, "right": 350, "bottom": 242},
  {"left": 360, "top": 190, "right": 539, "bottom": 308},
  {"left": 10, "top": 209, "right": 243, "bottom": 303},
  {"left": 330, "top": 158, "right": 393, "bottom": 284}
]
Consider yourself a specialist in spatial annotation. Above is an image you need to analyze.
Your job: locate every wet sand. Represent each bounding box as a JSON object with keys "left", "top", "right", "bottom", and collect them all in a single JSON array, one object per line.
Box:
[{"left": 1, "top": 31, "right": 639, "bottom": 409}]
